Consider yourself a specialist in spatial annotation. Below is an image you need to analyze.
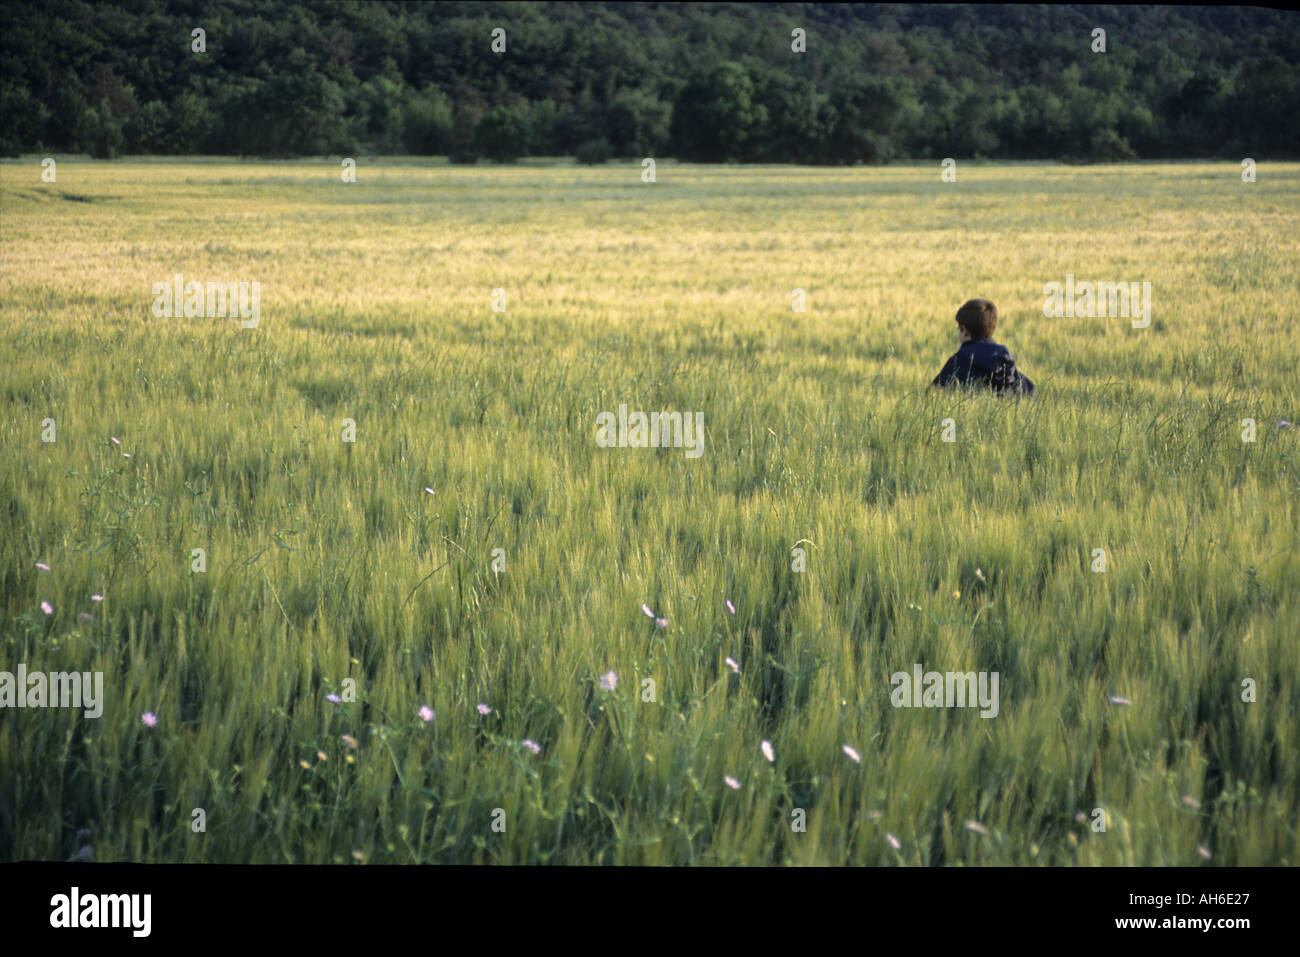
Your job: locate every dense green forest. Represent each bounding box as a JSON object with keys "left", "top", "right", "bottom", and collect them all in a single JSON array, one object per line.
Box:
[{"left": 2, "top": 1, "right": 1297, "bottom": 162}]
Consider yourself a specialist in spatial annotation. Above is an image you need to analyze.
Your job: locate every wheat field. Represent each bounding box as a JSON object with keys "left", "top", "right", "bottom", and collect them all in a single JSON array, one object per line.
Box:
[{"left": 1, "top": 158, "right": 1297, "bottom": 864}]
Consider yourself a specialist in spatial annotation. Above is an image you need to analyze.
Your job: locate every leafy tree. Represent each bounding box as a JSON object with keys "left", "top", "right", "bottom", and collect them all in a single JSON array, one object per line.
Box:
[
  {"left": 525, "top": 98, "right": 562, "bottom": 155},
  {"left": 671, "top": 61, "right": 767, "bottom": 162},
  {"left": 402, "top": 84, "right": 454, "bottom": 155},
  {"left": 448, "top": 101, "right": 484, "bottom": 163},
  {"left": 74, "top": 103, "right": 124, "bottom": 158},
  {"left": 1, "top": 1, "right": 1296, "bottom": 161},
  {"left": 244, "top": 59, "right": 347, "bottom": 156},
  {"left": 574, "top": 136, "right": 613, "bottom": 164},
  {"left": 170, "top": 92, "right": 217, "bottom": 153},
  {"left": 0, "top": 82, "right": 47, "bottom": 155},
  {"left": 1230, "top": 56, "right": 1300, "bottom": 155},
  {"left": 475, "top": 104, "right": 530, "bottom": 162},
  {"left": 554, "top": 84, "right": 604, "bottom": 154},
  {"left": 749, "top": 67, "right": 833, "bottom": 164},
  {"left": 827, "top": 75, "right": 915, "bottom": 163},
  {"left": 346, "top": 76, "right": 406, "bottom": 154},
  {"left": 1164, "top": 71, "right": 1227, "bottom": 156},
  {"left": 124, "top": 100, "right": 169, "bottom": 153},
  {"left": 605, "top": 87, "right": 671, "bottom": 158}
]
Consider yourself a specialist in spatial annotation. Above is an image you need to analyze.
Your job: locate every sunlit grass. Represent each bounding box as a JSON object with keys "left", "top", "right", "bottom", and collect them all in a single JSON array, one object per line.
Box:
[{"left": 1, "top": 157, "right": 1297, "bottom": 864}]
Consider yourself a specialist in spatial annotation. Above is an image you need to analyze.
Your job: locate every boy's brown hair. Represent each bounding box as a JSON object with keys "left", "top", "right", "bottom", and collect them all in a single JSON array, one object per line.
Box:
[{"left": 956, "top": 298, "right": 998, "bottom": 340}]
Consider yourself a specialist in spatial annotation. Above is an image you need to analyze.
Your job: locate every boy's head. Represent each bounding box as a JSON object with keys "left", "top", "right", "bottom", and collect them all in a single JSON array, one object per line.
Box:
[{"left": 955, "top": 298, "right": 998, "bottom": 341}]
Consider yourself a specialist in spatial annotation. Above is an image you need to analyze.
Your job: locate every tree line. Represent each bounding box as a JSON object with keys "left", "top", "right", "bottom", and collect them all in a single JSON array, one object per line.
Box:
[{"left": 2, "top": 1, "right": 1297, "bottom": 162}]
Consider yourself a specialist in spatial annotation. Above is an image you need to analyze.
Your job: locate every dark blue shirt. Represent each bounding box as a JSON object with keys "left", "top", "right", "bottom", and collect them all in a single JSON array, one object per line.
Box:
[{"left": 931, "top": 339, "right": 1035, "bottom": 396}]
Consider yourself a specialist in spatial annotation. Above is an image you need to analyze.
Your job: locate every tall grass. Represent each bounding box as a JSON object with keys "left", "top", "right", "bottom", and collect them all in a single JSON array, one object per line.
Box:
[{"left": 1, "top": 158, "right": 1297, "bottom": 864}]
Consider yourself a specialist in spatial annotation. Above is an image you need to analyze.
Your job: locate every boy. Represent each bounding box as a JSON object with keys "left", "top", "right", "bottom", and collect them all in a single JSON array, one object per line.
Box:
[{"left": 930, "top": 298, "right": 1035, "bottom": 396}]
